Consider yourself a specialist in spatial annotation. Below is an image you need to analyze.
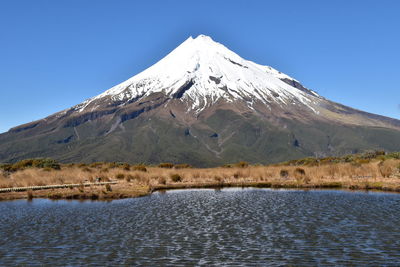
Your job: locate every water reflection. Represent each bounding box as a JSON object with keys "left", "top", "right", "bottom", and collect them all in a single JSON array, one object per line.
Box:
[{"left": 0, "top": 189, "right": 399, "bottom": 266}]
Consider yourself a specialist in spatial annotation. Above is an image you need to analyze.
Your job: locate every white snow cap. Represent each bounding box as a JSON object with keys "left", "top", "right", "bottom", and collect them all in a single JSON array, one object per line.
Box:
[{"left": 78, "top": 34, "right": 320, "bottom": 113}]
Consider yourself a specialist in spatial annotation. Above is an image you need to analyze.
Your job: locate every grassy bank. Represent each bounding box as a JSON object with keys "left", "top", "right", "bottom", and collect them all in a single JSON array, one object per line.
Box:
[{"left": 1, "top": 152, "right": 400, "bottom": 200}]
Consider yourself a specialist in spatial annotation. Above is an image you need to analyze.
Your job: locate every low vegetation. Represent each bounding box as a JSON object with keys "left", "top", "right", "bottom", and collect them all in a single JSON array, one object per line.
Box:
[
  {"left": 0, "top": 158, "right": 60, "bottom": 172},
  {"left": 170, "top": 174, "right": 182, "bottom": 182},
  {"left": 158, "top": 163, "right": 174, "bottom": 168},
  {"left": 132, "top": 164, "right": 147, "bottom": 172},
  {"left": 1, "top": 151, "right": 400, "bottom": 200},
  {"left": 280, "top": 150, "right": 400, "bottom": 166}
]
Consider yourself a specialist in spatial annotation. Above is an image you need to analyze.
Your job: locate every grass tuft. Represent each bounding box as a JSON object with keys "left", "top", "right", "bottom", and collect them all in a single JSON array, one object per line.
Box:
[
  {"left": 159, "top": 163, "right": 174, "bottom": 168},
  {"left": 132, "top": 165, "right": 147, "bottom": 172},
  {"left": 280, "top": 169, "right": 289, "bottom": 178},
  {"left": 170, "top": 174, "right": 182, "bottom": 182},
  {"left": 115, "top": 173, "right": 125, "bottom": 180}
]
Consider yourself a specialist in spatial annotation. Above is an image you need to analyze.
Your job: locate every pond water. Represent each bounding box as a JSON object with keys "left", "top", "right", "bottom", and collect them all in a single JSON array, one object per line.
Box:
[{"left": 0, "top": 188, "right": 399, "bottom": 266}]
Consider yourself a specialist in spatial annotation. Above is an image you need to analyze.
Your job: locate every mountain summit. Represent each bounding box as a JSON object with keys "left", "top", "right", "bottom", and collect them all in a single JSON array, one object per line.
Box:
[
  {"left": 1, "top": 35, "right": 400, "bottom": 166},
  {"left": 76, "top": 34, "right": 319, "bottom": 114}
]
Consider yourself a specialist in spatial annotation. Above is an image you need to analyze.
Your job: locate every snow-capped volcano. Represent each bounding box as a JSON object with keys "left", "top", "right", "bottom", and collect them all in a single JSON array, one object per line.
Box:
[
  {"left": 76, "top": 35, "right": 319, "bottom": 113},
  {"left": 2, "top": 35, "right": 400, "bottom": 166}
]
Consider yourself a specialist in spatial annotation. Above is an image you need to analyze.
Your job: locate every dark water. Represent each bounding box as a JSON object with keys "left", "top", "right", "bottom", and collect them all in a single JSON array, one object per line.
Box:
[{"left": 0, "top": 189, "right": 400, "bottom": 266}]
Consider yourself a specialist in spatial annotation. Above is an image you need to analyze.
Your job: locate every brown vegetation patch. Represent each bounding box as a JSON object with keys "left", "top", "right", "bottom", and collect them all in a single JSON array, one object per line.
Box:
[{"left": 1, "top": 152, "right": 400, "bottom": 201}]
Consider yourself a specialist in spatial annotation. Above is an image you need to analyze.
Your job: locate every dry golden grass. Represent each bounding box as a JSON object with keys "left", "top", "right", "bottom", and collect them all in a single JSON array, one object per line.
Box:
[{"left": 1, "top": 159, "right": 400, "bottom": 200}]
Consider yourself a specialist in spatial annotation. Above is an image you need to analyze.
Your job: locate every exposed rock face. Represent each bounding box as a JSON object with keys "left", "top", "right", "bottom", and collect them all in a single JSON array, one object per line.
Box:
[{"left": 1, "top": 35, "right": 400, "bottom": 166}]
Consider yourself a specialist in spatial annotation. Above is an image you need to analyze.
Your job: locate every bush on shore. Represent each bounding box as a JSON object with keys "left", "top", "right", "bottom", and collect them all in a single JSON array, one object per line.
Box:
[
  {"left": 0, "top": 158, "right": 61, "bottom": 172},
  {"left": 280, "top": 169, "right": 289, "bottom": 178},
  {"left": 174, "top": 164, "right": 192, "bottom": 169},
  {"left": 159, "top": 163, "right": 174, "bottom": 168},
  {"left": 132, "top": 165, "right": 147, "bottom": 172},
  {"left": 294, "top": 168, "right": 306, "bottom": 176},
  {"left": 158, "top": 177, "right": 167, "bottom": 185},
  {"left": 115, "top": 173, "right": 125, "bottom": 180},
  {"left": 235, "top": 161, "right": 249, "bottom": 168},
  {"left": 280, "top": 150, "right": 400, "bottom": 167},
  {"left": 170, "top": 174, "right": 182, "bottom": 182}
]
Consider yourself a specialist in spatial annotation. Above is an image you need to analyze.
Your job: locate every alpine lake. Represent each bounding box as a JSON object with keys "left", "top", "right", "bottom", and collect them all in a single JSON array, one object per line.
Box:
[{"left": 1, "top": 188, "right": 399, "bottom": 266}]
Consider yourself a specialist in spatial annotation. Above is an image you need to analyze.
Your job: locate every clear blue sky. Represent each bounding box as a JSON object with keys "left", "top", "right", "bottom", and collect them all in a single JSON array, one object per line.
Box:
[{"left": 1, "top": 0, "right": 399, "bottom": 133}]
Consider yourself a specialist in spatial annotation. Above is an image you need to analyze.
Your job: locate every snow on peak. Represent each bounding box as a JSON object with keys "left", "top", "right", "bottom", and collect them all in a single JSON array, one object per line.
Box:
[{"left": 77, "top": 34, "right": 320, "bottom": 113}]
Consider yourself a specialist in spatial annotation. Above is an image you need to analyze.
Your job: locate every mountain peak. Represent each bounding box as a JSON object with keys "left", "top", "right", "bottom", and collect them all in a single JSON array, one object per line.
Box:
[
  {"left": 175, "top": 34, "right": 232, "bottom": 58},
  {"left": 3, "top": 36, "right": 400, "bottom": 166},
  {"left": 76, "top": 35, "right": 320, "bottom": 113},
  {"left": 193, "top": 34, "right": 214, "bottom": 41},
  {"left": 187, "top": 34, "right": 215, "bottom": 43}
]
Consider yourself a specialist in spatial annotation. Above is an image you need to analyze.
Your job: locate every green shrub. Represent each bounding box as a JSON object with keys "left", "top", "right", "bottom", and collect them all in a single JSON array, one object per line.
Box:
[
  {"left": 40, "top": 159, "right": 60, "bottom": 170},
  {"left": 0, "top": 164, "right": 14, "bottom": 172},
  {"left": 361, "top": 150, "right": 385, "bottom": 160},
  {"left": 0, "top": 158, "right": 60, "bottom": 172},
  {"left": 170, "top": 174, "right": 182, "bottom": 182},
  {"left": 342, "top": 155, "right": 355, "bottom": 163},
  {"left": 387, "top": 152, "right": 400, "bottom": 159},
  {"left": 159, "top": 163, "right": 174, "bottom": 168}
]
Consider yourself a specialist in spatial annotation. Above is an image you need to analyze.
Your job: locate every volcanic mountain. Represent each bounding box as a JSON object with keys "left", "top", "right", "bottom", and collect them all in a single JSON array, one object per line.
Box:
[{"left": 1, "top": 35, "right": 400, "bottom": 166}]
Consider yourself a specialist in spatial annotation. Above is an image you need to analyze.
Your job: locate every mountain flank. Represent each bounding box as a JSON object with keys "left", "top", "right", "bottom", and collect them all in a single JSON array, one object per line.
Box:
[{"left": 1, "top": 35, "right": 400, "bottom": 166}]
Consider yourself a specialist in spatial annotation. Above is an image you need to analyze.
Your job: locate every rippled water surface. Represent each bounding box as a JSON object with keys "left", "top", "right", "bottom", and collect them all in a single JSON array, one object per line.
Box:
[{"left": 1, "top": 189, "right": 400, "bottom": 266}]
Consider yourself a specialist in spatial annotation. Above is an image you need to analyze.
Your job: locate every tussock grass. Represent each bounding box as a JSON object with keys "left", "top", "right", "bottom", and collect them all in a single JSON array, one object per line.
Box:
[
  {"left": 1, "top": 153, "right": 400, "bottom": 200},
  {"left": 115, "top": 173, "right": 125, "bottom": 180},
  {"left": 132, "top": 164, "right": 147, "bottom": 172},
  {"left": 1, "top": 160, "right": 399, "bottom": 190},
  {"left": 170, "top": 174, "right": 182, "bottom": 182},
  {"left": 158, "top": 177, "right": 167, "bottom": 185},
  {"left": 174, "top": 164, "right": 192, "bottom": 169},
  {"left": 158, "top": 163, "right": 174, "bottom": 168}
]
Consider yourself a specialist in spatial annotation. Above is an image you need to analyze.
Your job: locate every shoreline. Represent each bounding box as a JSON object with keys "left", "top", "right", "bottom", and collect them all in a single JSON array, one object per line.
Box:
[
  {"left": 1, "top": 158, "right": 399, "bottom": 201},
  {"left": 1, "top": 180, "right": 399, "bottom": 202}
]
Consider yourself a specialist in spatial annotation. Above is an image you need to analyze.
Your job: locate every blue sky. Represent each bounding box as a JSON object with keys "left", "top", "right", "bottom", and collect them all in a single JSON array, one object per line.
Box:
[{"left": 0, "top": 0, "right": 399, "bottom": 133}]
